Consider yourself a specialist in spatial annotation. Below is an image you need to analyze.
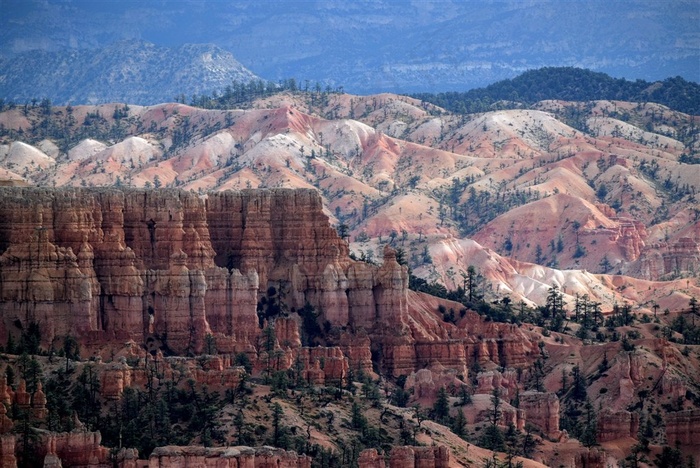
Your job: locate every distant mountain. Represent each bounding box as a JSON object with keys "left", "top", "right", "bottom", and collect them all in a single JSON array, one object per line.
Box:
[
  {"left": 1, "top": 1, "right": 697, "bottom": 95},
  {"left": 0, "top": 40, "right": 262, "bottom": 105},
  {"left": 412, "top": 67, "right": 700, "bottom": 115}
]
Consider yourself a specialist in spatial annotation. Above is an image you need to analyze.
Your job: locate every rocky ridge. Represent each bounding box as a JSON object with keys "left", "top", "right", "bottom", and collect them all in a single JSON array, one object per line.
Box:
[{"left": 0, "top": 40, "right": 261, "bottom": 105}]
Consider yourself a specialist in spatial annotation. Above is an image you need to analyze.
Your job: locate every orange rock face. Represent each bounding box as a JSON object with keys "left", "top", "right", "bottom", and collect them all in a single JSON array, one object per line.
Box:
[
  {"left": 0, "top": 188, "right": 358, "bottom": 355},
  {"left": 358, "top": 446, "right": 452, "bottom": 468},
  {"left": 665, "top": 409, "right": 700, "bottom": 446},
  {"left": 0, "top": 435, "right": 15, "bottom": 468},
  {"left": 0, "top": 188, "right": 413, "bottom": 375},
  {"left": 596, "top": 408, "right": 639, "bottom": 442},
  {"left": 0, "top": 187, "right": 543, "bottom": 390},
  {"left": 148, "top": 446, "right": 311, "bottom": 468},
  {"left": 359, "top": 449, "right": 385, "bottom": 468},
  {"left": 385, "top": 446, "right": 451, "bottom": 468},
  {"left": 41, "top": 431, "right": 110, "bottom": 467},
  {"left": 519, "top": 391, "right": 561, "bottom": 440}
]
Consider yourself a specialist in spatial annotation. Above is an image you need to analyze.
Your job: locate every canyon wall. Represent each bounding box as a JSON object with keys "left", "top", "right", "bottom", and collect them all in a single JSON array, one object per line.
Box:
[
  {"left": 0, "top": 187, "right": 538, "bottom": 379},
  {"left": 665, "top": 409, "right": 700, "bottom": 446},
  {"left": 357, "top": 446, "right": 451, "bottom": 468},
  {"left": 148, "top": 446, "right": 312, "bottom": 468},
  {"left": 0, "top": 188, "right": 406, "bottom": 356}
]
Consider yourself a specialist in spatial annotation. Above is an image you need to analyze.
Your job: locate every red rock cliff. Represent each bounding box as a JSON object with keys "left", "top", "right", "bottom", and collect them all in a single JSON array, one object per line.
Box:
[
  {"left": 0, "top": 187, "right": 539, "bottom": 382},
  {"left": 0, "top": 188, "right": 410, "bottom": 359}
]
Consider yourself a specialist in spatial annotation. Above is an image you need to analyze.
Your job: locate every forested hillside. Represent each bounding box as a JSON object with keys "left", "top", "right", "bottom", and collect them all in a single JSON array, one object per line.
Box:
[{"left": 412, "top": 67, "right": 700, "bottom": 115}]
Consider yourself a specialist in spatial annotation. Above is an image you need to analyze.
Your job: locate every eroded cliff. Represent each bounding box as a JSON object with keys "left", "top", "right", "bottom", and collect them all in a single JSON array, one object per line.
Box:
[{"left": 0, "top": 188, "right": 417, "bottom": 370}]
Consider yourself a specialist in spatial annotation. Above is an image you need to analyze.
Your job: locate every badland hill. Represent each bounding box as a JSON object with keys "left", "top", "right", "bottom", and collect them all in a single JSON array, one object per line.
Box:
[{"left": 1, "top": 85, "right": 698, "bottom": 313}]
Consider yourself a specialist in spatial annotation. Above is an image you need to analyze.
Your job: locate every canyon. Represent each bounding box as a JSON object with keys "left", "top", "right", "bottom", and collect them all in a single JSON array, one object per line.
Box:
[
  {"left": 0, "top": 186, "right": 539, "bottom": 376},
  {"left": 0, "top": 186, "right": 697, "bottom": 466},
  {"left": 0, "top": 84, "right": 698, "bottom": 467}
]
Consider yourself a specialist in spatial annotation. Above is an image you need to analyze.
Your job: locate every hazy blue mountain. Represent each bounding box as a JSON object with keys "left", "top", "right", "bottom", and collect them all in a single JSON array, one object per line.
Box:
[
  {"left": 0, "top": 41, "right": 261, "bottom": 105},
  {"left": 1, "top": 0, "right": 698, "bottom": 97}
]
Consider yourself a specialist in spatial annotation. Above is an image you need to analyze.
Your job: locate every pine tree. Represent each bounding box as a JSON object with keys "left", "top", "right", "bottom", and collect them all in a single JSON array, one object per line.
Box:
[
  {"left": 488, "top": 386, "right": 502, "bottom": 426},
  {"left": 458, "top": 385, "right": 472, "bottom": 405},
  {"left": 532, "top": 358, "right": 545, "bottom": 392},
  {"left": 351, "top": 402, "right": 367, "bottom": 431},
  {"left": 432, "top": 387, "right": 451, "bottom": 423},
  {"left": 451, "top": 408, "right": 467, "bottom": 437},
  {"left": 5, "top": 367, "right": 15, "bottom": 388},
  {"left": 522, "top": 425, "right": 538, "bottom": 458},
  {"left": 504, "top": 423, "right": 521, "bottom": 464},
  {"left": 234, "top": 410, "right": 245, "bottom": 444},
  {"left": 271, "top": 402, "right": 283, "bottom": 446},
  {"left": 6, "top": 334, "right": 15, "bottom": 355},
  {"left": 204, "top": 334, "right": 217, "bottom": 355},
  {"left": 571, "top": 365, "right": 587, "bottom": 401},
  {"left": 597, "top": 352, "right": 609, "bottom": 374},
  {"left": 579, "top": 399, "right": 597, "bottom": 447}
]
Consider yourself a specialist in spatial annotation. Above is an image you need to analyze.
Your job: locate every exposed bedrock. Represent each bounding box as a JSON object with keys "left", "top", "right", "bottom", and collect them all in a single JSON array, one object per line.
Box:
[{"left": 0, "top": 187, "right": 539, "bottom": 376}]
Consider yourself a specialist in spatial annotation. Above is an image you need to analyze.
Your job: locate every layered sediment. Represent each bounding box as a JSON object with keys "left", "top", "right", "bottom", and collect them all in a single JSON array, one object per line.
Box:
[{"left": 0, "top": 187, "right": 538, "bottom": 378}]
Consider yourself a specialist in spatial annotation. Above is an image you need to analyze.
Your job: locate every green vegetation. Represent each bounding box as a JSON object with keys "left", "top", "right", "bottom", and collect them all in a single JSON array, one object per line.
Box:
[
  {"left": 665, "top": 298, "right": 700, "bottom": 344},
  {"left": 441, "top": 178, "right": 542, "bottom": 237},
  {"left": 412, "top": 67, "right": 700, "bottom": 115},
  {"left": 188, "top": 78, "right": 345, "bottom": 111}
]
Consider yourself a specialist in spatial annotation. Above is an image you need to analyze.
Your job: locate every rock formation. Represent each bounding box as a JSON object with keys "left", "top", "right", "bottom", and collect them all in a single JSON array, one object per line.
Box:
[
  {"left": 519, "top": 391, "right": 561, "bottom": 440},
  {"left": 404, "top": 364, "right": 468, "bottom": 400},
  {"left": 596, "top": 408, "right": 639, "bottom": 442},
  {"left": 475, "top": 369, "right": 519, "bottom": 400},
  {"left": 148, "top": 445, "right": 311, "bottom": 467},
  {"left": 0, "top": 187, "right": 541, "bottom": 380},
  {"left": 574, "top": 448, "right": 607, "bottom": 468},
  {"left": 0, "top": 430, "right": 120, "bottom": 468},
  {"left": 665, "top": 409, "right": 700, "bottom": 446},
  {"left": 0, "top": 435, "right": 15, "bottom": 468},
  {"left": 40, "top": 431, "right": 110, "bottom": 467},
  {"left": 0, "top": 188, "right": 390, "bottom": 357},
  {"left": 640, "top": 235, "right": 700, "bottom": 280},
  {"left": 357, "top": 446, "right": 451, "bottom": 468}
]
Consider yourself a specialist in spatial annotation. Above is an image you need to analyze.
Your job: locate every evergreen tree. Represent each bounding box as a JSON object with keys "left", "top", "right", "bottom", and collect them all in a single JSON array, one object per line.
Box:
[
  {"left": 504, "top": 423, "right": 521, "bottom": 464},
  {"left": 71, "top": 365, "right": 101, "bottom": 430},
  {"left": 271, "top": 402, "right": 284, "bottom": 447},
  {"left": 458, "top": 385, "right": 472, "bottom": 405},
  {"left": 204, "top": 334, "right": 217, "bottom": 355},
  {"left": 21, "top": 356, "right": 42, "bottom": 394},
  {"left": 521, "top": 425, "right": 538, "bottom": 458},
  {"left": 480, "top": 424, "right": 505, "bottom": 452},
  {"left": 6, "top": 334, "right": 15, "bottom": 355},
  {"left": 62, "top": 335, "right": 80, "bottom": 373},
  {"left": 654, "top": 446, "right": 684, "bottom": 468},
  {"left": 451, "top": 408, "right": 467, "bottom": 437},
  {"left": 5, "top": 366, "right": 15, "bottom": 388},
  {"left": 488, "top": 386, "right": 502, "bottom": 426},
  {"left": 531, "top": 358, "right": 545, "bottom": 392},
  {"left": 546, "top": 286, "right": 566, "bottom": 332},
  {"left": 432, "top": 387, "right": 450, "bottom": 424},
  {"left": 570, "top": 365, "right": 587, "bottom": 401},
  {"left": 351, "top": 402, "right": 367, "bottom": 431},
  {"left": 579, "top": 399, "right": 597, "bottom": 447}
]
